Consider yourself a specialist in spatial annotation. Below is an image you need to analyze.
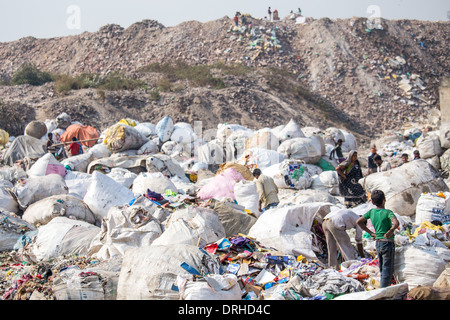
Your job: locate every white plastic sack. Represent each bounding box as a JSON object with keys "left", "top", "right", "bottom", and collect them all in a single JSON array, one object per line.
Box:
[
  {"left": 416, "top": 133, "right": 443, "bottom": 159},
  {"left": 136, "top": 140, "right": 159, "bottom": 155},
  {"left": 107, "top": 167, "right": 137, "bottom": 189},
  {"left": 23, "top": 194, "right": 96, "bottom": 227},
  {"left": 244, "top": 129, "right": 279, "bottom": 150},
  {"left": 152, "top": 207, "right": 225, "bottom": 247},
  {"left": 132, "top": 171, "right": 177, "bottom": 196},
  {"left": 27, "top": 153, "right": 66, "bottom": 178},
  {"left": 277, "top": 135, "right": 325, "bottom": 163},
  {"left": 146, "top": 154, "right": 188, "bottom": 181},
  {"left": 234, "top": 180, "right": 260, "bottom": 215},
  {"left": 263, "top": 160, "right": 312, "bottom": 190},
  {"left": 156, "top": 116, "right": 174, "bottom": 142},
  {"left": 248, "top": 204, "right": 330, "bottom": 260},
  {"left": 361, "top": 160, "right": 449, "bottom": 216},
  {"left": 277, "top": 119, "right": 305, "bottom": 142},
  {"left": 242, "top": 148, "right": 286, "bottom": 170},
  {"left": 83, "top": 171, "right": 135, "bottom": 221},
  {"left": 64, "top": 170, "right": 92, "bottom": 199},
  {"left": 31, "top": 217, "right": 100, "bottom": 261},
  {"left": 324, "top": 127, "right": 345, "bottom": 144},
  {"left": 216, "top": 124, "right": 252, "bottom": 144},
  {"left": 61, "top": 152, "right": 94, "bottom": 173},
  {"left": 0, "top": 187, "right": 19, "bottom": 213},
  {"left": 394, "top": 245, "right": 450, "bottom": 289},
  {"left": 134, "top": 122, "right": 156, "bottom": 138},
  {"left": 90, "top": 204, "right": 163, "bottom": 260},
  {"left": 117, "top": 244, "right": 220, "bottom": 300},
  {"left": 13, "top": 174, "right": 69, "bottom": 209},
  {"left": 171, "top": 127, "right": 195, "bottom": 145},
  {"left": 415, "top": 192, "right": 450, "bottom": 225},
  {"left": 87, "top": 143, "right": 111, "bottom": 159}
]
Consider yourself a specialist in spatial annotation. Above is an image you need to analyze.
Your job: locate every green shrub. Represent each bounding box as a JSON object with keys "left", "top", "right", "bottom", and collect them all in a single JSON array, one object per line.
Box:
[{"left": 11, "top": 63, "right": 53, "bottom": 86}]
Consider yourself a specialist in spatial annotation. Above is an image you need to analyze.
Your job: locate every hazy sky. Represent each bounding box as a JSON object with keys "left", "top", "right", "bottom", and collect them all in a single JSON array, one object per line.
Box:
[{"left": 0, "top": 0, "right": 448, "bottom": 42}]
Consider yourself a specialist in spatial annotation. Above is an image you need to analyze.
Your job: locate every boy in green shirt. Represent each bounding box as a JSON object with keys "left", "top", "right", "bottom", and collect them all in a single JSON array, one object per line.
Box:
[{"left": 357, "top": 190, "right": 399, "bottom": 287}]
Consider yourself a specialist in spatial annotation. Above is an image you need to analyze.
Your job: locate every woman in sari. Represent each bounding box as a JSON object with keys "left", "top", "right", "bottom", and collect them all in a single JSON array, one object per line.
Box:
[{"left": 336, "top": 150, "right": 367, "bottom": 207}]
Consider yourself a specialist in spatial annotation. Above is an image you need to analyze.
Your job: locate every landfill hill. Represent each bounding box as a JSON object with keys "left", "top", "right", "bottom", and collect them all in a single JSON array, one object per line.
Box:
[{"left": 0, "top": 15, "right": 448, "bottom": 143}]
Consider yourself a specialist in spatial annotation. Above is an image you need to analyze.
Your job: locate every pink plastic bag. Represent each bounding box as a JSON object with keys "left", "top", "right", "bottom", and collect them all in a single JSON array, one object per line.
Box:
[{"left": 197, "top": 168, "right": 244, "bottom": 201}]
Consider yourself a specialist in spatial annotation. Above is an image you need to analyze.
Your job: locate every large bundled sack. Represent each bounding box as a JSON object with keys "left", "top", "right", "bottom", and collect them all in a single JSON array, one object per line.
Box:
[
  {"left": 106, "top": 167, "right": 137, "bottom": 189},
  {"left": 13, "top": 174, "right": 68, "bottom": 209},
  {"left": 155, "top": 116, "right": 174, "bottom": 143},
  {"left": 234, "top": 180, "right": 260, "bottom": 215},
  {"left": 439, "top": 123, "right": 450, "bottom": 149},
  {"left": 277, "top": 135, "right": 325, "bottom": 163},
  {"left": 27, "top": 153, "right": 66, "bottom": 178},
  {"left": 197, "top": 141, "right": 224, "bottom": 165},
  {"left": 83, "top": 171, "right": 135, "bottom": 221},
  {"left": 263, "top": 160, "right": 313, "bottom": 190},
  {"left": 132, "top": 171, "right": 177, "bottom": 196},
  {"left": 225, "top": 129, "right": 254, "bottom": 159},
  {"left": 208, "top": 199, "right": 257, "bottom": 237},
  {"left": 60, "top": 124, "right": 100, "bottom": 147},
  {"left": 51, "top": 264, "right": 117, "bottom": 300},
  {"left": 280, "top": 189, "right": 339, "bottom": 206},
  {"left": 0, "top": 128, "right": 9, "bottom": 146},
  {"left": 25, "top": 121, "right": 47, "bottom": 139},
  {"left": 361, "top": 160, "right": 449, "bottom": 216},
  {"left": 87, "top": 143, "right": 111, "bottom": 159},
  {"left": 416, "top": 132, "right": 443, "bottom": 159},
  {"left": 103, "top": 123, "right": 147, "bottom": 153},
  {"left": 55, "top": 112, "right": 72, "bottom": 129},
  {"left": 248, "top": 203, "right": 331, "bottom": 260},
  {"left": 152, "top": 207, "right": 225, "bottom": 247},
  {"left": 117, "top": 244, "right": 220, "bottom": 299},
  {"left": 394, "top": 244, "right": 450, "bottom": 289},
  {"left": 64, "top": 170, "right": 92, "bottom": 199},
  {"left": 146, "top": 154, "right": 188, "bottom": 181},
  {"left": 324, "top": 127, "right": 345, "bottom": 144},
  {"left": 30, "top": 217, "right": 100, "bottom": 261},
  {"left": 2, "top": 135, "right": 47, "bottom": 166},
  {"left": 415, "top": 192, "right": 450, "bottom": 225},
  {"left": 134, "top": 122, "right": 156, "bottom": 138},
  {"left": 311, "top": 170, "right": 340, "bottom": 195},
  {"left": 0, "top": 211, "right": 36, "bottom": 252},
  {"left": 87, "top": 154, "right": 148, "bottom": 175},
  {"left": 244, "top": 129, "right": 279, "bottom": 151},
  {"left": 216, "top": 123, "right": 252, "bottom": 144},
  {"left": 22, "top": 194, "right": 96, "bottom": 227},
  {"left": 176, "top": 274, "right": 242, "bottom": 300},
  {"left": 136, "top": 140, "right": 159, "bottom": 155},
  {"left": 170, "top": 122, "right": 195, "bottom": 145},
  {"left": 89, "top": 202, "right": 163, "bottom": 260},
  {"left": 241, "top": 148, "right": 286, "bottom": 170},
  {"left": 0, "top": 186, "right": 19, "bottom": 213},
  {"left": 197, "top": 168, "right": 244, "bottom": 201},
  {"left": 61, "top": 152, "right": 94, "bottom": 173},
  {"left": 277, "top": 119, "right": 305, "bottom": 142}
]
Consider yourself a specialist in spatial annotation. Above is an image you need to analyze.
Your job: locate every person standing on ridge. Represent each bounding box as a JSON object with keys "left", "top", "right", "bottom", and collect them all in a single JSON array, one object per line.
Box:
[{"left": 268, "top": 7, "right": 272, "bottom": 21}]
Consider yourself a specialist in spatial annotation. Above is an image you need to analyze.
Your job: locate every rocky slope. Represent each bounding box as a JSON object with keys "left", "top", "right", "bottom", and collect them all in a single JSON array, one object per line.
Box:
[{"left": 0, "top": 15, "right": 448, "bottom": 142}]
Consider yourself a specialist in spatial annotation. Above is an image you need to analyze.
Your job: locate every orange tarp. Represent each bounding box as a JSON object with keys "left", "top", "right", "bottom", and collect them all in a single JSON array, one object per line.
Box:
[{"left": 59, "top": 124, "right": 100, "bottom": 147}]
